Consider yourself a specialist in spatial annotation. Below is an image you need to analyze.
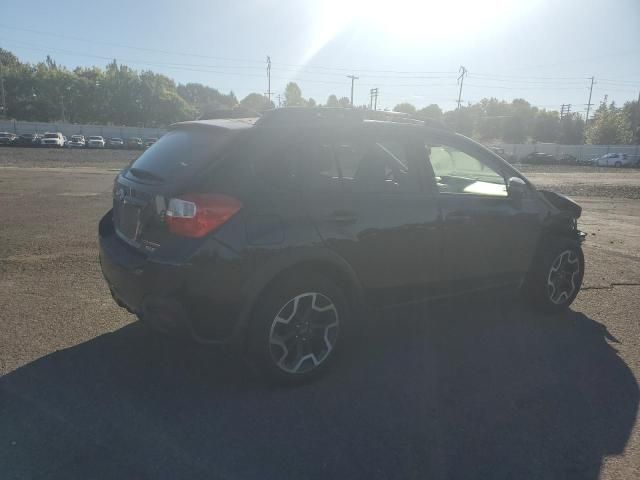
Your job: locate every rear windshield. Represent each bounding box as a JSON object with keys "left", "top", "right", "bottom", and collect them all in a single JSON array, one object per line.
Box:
[
  {"left": 44, "top": 133, "right": 58, "bottom": 139},
  {"left": 89, "top": 136, "right": 102, "bottom": 140},
  {"left": 126, "top": 128, "right": 235, "bottom": 183}
]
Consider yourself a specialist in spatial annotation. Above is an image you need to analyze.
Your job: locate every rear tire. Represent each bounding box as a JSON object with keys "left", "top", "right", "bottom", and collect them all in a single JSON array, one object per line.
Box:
[
  {"left": 523, "top": 236, "right": 584, "bottom": 313},
  {"left": 247, "top": 272, "right": 349, "bottom": 385}
]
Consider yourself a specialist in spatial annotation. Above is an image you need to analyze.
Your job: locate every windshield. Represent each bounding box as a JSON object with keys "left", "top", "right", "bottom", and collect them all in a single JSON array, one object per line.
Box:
[
  {"left": 44, "top": 133, "right": 58, "bottom": 138},
  {"left": 89, "top": 136, "right": 102, "bottom": 140}
]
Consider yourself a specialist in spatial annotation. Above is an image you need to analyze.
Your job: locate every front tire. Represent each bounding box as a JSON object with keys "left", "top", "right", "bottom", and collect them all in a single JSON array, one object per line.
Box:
[
  {"left": 247, "top": 273, "right": 348, "bottom": 385},
  {"left": 524, "top": 236, "right": 584, "bottom": 313}
]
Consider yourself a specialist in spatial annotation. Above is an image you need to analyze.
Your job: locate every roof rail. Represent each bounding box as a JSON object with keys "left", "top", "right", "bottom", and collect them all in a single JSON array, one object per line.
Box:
[
  {"left": 256, "top": 107, "right": 363, "bottom": 126},
  {"left": 255, "top": 107, "right": 452, "bottom": 131}
]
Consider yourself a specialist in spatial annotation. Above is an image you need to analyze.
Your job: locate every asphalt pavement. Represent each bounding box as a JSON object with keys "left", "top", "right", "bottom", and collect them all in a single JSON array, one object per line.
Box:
[{"left": 0, "top": 148, "right": 638, "bottom": 479}]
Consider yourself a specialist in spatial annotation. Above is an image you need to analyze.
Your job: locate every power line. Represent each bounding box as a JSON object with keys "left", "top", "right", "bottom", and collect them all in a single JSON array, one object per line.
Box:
[{"left": 0, "top": 24, "right": 459, "bottom": 77}]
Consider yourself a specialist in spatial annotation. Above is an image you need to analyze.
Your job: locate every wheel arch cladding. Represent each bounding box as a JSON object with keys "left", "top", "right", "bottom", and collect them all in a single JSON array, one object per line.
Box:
[{"left": 233, "top": 250, "right": 365, "bottom": 343}]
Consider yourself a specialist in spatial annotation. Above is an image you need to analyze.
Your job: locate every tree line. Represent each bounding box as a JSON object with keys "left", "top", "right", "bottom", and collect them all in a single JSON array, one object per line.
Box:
[
  {"left": 392, "top": 97, "right": 639, "bottom": 145},
  {"left": 1, "top": 49, "right": 638, "bottom": 144}
]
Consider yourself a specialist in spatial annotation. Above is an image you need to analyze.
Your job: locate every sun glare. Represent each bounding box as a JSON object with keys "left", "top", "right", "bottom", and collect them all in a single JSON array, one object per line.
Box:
[
  {"left": 357, "top": 0, "right": 517, "bottom": 39},
  {"left": 301, "top": 0, "right": 524, "bottom": 65}
]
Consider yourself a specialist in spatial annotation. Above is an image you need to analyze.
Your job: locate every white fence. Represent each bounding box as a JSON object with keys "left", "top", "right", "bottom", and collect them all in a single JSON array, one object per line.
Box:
[
  {"left": 494, "top": 143, "right": 640, "bottom": 162},
  {"left": 0, "top": 119, "right": 166, "bottom": 139}
]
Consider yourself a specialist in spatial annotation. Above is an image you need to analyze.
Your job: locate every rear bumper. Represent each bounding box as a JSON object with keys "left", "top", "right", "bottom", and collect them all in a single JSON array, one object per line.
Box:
[{"left": 98, "top": 210, "right": 247, "bottom": 344}]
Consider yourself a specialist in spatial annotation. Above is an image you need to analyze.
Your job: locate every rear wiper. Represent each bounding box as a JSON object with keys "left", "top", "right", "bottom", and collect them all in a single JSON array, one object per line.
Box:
[{"left": 128, "top": 167, "right": 164, "bottom": 183}]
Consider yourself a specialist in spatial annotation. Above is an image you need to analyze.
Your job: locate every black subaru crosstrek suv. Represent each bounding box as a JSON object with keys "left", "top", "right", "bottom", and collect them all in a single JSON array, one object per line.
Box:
[{"left": 99, "top": 108, "right": 585, "bottom": 384}]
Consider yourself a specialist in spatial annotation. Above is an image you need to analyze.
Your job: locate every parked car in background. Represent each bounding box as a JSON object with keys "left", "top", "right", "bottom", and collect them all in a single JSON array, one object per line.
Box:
[
  {"left": 577, "top": 157, "right": 596, "bottom": 166},
  {"left": 108, "top": 137, "right": 125, "bottom": 148},
  {"left": 67, "top": 135, "right": 86, "bottom": 148},
  {"left": 488, "top": 146, "right": 515, "bottom": 164},
  {"left": 87, "top": 136, "right": 106, "bottom": 148},
  {"left": 127, "top": 137, "right": 143, "bottom": 149},
  {"left": 0, "top": 132, "right": 17, "bottom": 145},
  {"left": 143, "top": 137, "right": 158, "bottom": 148},
  {"left": 99, "top": 108, "right": 586, "bottom": 384},
  {"left": 596, "top": 152, "right": 633, "bottom": 168},
  {"left": 40, "top": 132, "right": 65, "bottom": 148},
  {"left": 522, "top": 152, "right": 556, "bottom": 165},
  {"left": 557, "top": 153, "right": 577, "bottom": 165},
  {"left": 16, "top": 133, "right": 40, "bottom": 146}
]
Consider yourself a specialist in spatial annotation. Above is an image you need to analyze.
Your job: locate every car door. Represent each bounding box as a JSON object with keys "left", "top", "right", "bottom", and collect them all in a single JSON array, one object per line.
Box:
[
  {"left": 306, "top": 125, "right": 442, "bottom": 307},
  {"left": 423, "top": 132, "right": 541, "bottom": 293}
]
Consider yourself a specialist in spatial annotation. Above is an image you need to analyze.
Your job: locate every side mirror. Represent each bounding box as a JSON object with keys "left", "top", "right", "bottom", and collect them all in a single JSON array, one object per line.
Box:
[{"left": 507, "top": 177, "right": 527, "bottom": 202}]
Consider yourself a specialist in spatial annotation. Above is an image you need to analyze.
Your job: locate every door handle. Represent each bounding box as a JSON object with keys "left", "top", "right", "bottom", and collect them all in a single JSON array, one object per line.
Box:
[
  {"left": 329, "top": 210, "right": 357, "bottom": 225},
  {"left": 445, "top": 213, "right": 472, "bottom": 224}
]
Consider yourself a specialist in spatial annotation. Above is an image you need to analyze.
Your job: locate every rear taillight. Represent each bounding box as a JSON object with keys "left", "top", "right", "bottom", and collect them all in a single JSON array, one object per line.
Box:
[{"left": 165, "top": 194, "right": 242, "bottom": 238}]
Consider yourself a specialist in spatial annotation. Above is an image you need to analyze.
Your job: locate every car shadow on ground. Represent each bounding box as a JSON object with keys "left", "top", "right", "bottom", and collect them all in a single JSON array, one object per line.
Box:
[{"left": 1, "top": 297, "right": 637, "bottom": 480}]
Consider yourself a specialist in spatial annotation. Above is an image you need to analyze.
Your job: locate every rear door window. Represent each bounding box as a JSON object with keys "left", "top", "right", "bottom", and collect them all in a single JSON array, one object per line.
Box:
[{"left": 310, "top": 132, "right": 419, "bottom": 193}]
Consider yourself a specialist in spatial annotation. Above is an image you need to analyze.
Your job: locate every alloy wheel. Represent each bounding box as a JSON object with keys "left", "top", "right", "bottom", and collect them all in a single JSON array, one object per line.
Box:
[
  {"left": 547, "top": 249, "right": 580, "bottom": 305},
  {"left": 268, "top": 292, "right": 339, "bottom": 374}
]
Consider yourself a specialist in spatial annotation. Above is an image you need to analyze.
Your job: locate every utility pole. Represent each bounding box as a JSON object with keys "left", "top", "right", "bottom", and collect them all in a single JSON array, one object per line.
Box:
[
  {"left": 266, "top": 56, "right": 272, "bottom": 104},
  {"left": 346, "top": 74, "right": 358, "bottom": 107},
  {"left": 276, "top": 93, "right": 282, "bottom": 108},
  {"left": 584, "top": 76, "right": 595, "bottom": 125},
  {"left": 456, "top": 66, "right": 467, "bottom": 110},
  {"left": 369, "top": 88, "right": 379, "bottom": 111},
  {"left": 560, "top": 104, "right": 572, "bottom": 119}
]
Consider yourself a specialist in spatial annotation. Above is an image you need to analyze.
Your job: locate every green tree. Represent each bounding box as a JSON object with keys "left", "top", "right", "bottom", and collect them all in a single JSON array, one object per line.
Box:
[
  {"left": 416, "top": 104, "right": 443, "bottom": 120},
  {"left": 326, "top": 94, "right": 339, "bottom": 107},
  {"left": 0, "top": 48, "right": 21, "bottom": 69},
  {"left": 393, "top": 102, "right": 417, "bottom": 114},
  {"left": 587, "top": 101, "right": 633, "bottom": 144},
  {"left": 284, "top": 82, "right": 305, "bottom": 106},
  {"left": 338, "top": 97, "right": 351, "bottom": 108},
  {"left": 307, "top": 97, "right": 317, "bottom": 107},
  {"left": 177, "top": 83, "right": 236, "bottom": 117},
  {"left": 443, "top": 106, "right": 475, "bottom": 137},
  {"left": 558, "top": 114, "right": 585, "bottom": 144},
  {"left": 533, "top": 110, "right": 560, "bottom": 143},
  {"left": 240, "top": 93, "right": 275, "bottom": 113},
  {"left": 622, "top": 99, "right": 640, "bottom": 144}
]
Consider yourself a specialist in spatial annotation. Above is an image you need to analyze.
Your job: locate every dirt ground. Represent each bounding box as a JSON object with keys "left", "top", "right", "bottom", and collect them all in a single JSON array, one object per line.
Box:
[{"left": 0, "top": 146, "right": 638, "bottom": 479}]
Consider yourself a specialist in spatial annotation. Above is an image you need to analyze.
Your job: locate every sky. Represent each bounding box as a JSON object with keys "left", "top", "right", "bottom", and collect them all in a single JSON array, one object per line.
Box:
[{"left": 1, "top": 0, "right": 639, "bottom": 113}]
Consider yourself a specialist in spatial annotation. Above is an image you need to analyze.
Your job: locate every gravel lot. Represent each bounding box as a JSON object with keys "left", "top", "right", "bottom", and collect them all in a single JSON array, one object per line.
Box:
[{"left": 0, "top": 147, "right": 638, "bottom": 479}]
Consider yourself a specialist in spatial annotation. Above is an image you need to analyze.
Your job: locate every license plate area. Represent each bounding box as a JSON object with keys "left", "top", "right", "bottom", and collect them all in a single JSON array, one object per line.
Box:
[{"left": 115, "top": 201, "right": 141, "bottom": 241}]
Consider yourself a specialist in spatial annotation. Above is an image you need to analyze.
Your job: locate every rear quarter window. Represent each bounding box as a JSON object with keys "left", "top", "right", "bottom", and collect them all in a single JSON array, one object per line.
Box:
[{"left": 198, "top": 132, "right": 305, "bottom": 194}]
